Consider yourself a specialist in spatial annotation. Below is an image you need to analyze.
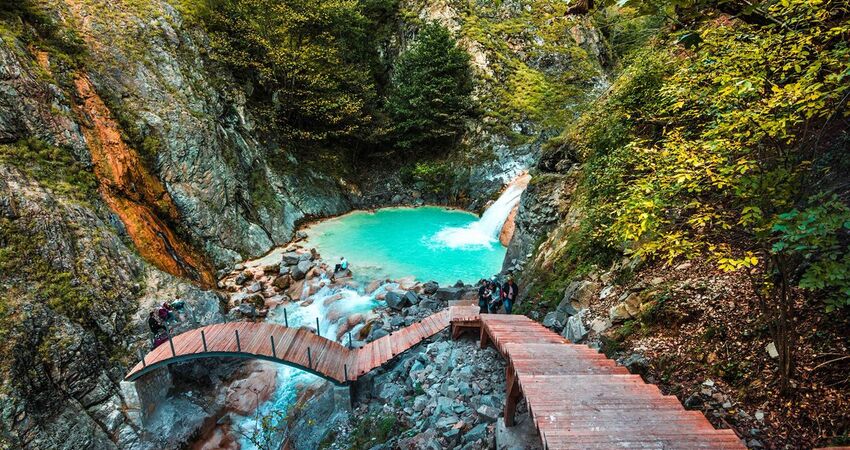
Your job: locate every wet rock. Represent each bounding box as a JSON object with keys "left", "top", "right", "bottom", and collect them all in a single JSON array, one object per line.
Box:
[
  {"left": 234, "top": 272, "right": 251, "bottom": 286},
  {"left": 368, "top": 327, "right": 390, "bottom": 342}
]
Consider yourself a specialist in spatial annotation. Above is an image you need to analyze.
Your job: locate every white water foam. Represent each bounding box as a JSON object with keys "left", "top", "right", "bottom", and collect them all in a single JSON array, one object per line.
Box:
[{"left": 432, "top": 174, "right": 530, "bottom": 249}]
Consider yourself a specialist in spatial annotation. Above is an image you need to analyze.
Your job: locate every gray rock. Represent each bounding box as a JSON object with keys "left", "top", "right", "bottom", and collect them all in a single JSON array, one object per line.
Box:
[
  {"left": 562, "top": 312, "right": 588, "bottom": 343},
  {"left": 543, "top": 310, "right": 568, "bottom": 330},
  {"left": 281, "top": 252, "right": 301, "bottom": 265},
  {"left": 291, "top": 260, "right": 313, "bottom": 281},
  {"left": 386, "top": 291, "right": 412, "bottom": 310},
  {"left": 622, "top": 353, "right": 649, "bottom": 375},
  {"left": 433, "top": 287, "right": 463, "bottom": 301},
  {"left": 423, "top": 281, "right": 439, "bottom": 295},
  {"left": 404, "top": 291, "right": 420, "bottom": 305},
  {"left": 246, "top": 281, "right": 262, "bottom": 293},
  {"left": 464, "top": 423, "right": 488, "bottom": 443},
  {"left": 368, "top": 328, "right": 389, "bottom": 342},
  {"left": 476, "top": 405, "right": 500, "bottom": 422},
  {"left": 559, "top": 280, "right": 599, "bottom": 312}
]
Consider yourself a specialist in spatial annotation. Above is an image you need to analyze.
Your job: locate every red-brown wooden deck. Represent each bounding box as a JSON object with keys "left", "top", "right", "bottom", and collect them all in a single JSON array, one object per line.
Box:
[
  {"left": 467, "top": 313, "right": 745, "bottom": 450},
  {"left": 128, "top": 306, "right": 743, "bottom": 449},
  {"left": 126, "top": 305, "right": 480, "bottom": 384}
]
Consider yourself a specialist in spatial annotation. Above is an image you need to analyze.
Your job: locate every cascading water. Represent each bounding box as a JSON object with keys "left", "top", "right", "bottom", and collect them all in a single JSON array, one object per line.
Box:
[
  {"left": 432, "top": 173, "right": 531, "bottom": 249},
  {"left": 231, "top": 275, "right": 384, "bottom": 449},
  {"left": 226, "top": 173, "right": 532, "bottom": 448}
]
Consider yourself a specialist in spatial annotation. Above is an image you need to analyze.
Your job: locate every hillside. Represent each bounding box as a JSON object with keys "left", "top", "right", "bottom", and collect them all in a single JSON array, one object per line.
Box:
[{"left": 0, "top": 0, "right": 848, "bottom": 449}]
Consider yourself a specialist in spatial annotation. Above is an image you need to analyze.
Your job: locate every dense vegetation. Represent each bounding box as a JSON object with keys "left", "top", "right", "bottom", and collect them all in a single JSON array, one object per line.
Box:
[
  {"left": 386, "top": 24, "right": 474, "bottom": 152},
  {"left": 179, "top": 0, "right": 475, "bottom": 157},
  {"left": 542, "top": 0, "right": 850, "bottom": 394}
]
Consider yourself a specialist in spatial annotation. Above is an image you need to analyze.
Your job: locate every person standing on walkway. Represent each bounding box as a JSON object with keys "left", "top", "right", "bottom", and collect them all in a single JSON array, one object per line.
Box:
[
  {"left": 502, "top": 276, "right": 518, "bottom": 314},
  {"left": 488, "top": 278, "right": 502, "bottom": 313},
  {"left": 477, "top": 279, "right": 491, "bottom": 313}
]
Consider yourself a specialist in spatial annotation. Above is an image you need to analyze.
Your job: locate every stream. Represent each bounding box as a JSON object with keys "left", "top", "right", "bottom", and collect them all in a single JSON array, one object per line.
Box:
[{"left": 207, "top": 176, "right": 530, "bottom": 449}]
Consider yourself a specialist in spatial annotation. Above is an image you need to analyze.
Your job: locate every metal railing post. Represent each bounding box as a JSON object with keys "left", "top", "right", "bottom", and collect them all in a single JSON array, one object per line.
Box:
[
  {"left": 270, "top": 335, "right": 276, "bottom": 358},
  {"left": 284, "top": 309, "right": 288, "bottom": 327},
  {"left": 344, "top": 364, "right": 348, "bottom": 383},
  {"left": 316, "top": 318, "right": 321, "bottom": 337},
  {"left": 307, "top": 347, "right": 312, "bottom": 369},
  {"left": 201, "top": 330, "right": 208, "bottom": 352},
  {"left": 348, "top": 332, "right": 353, "bottom": 349},
  {"left": 166, "top": 325, "right": 176, "bottom": 357},
  {"left": 235, "top": 329, "right": 241, "bottom": 352}
]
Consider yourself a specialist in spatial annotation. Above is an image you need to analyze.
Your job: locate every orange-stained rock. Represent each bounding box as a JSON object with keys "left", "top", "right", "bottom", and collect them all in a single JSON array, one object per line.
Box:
[
  {"left": 72, "top": 76, "right": 214, "bottom": 287},
  {"left": 224, "top": 363, "right": 278, "bottom": 415}
]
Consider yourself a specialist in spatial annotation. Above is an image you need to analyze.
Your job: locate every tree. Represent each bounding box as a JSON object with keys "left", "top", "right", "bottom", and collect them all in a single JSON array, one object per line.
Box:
[
  {"left": 386, "top": 23, "right": 474, "bottom": 152},
  {"left": 195, "top": 0, "right": 379, "bottom": 143}
]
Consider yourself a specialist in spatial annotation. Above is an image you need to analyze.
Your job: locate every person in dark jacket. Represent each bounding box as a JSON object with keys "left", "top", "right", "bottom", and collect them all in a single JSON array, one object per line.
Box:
[
  {"left": 148, "top": 311, "right": 166, "bottom": 334},
  {"left": 477, "top": 279, "right": 491, "bottom": 313},
  {"left": 502, "top": 276, "right": 518, "bottom": 314}
]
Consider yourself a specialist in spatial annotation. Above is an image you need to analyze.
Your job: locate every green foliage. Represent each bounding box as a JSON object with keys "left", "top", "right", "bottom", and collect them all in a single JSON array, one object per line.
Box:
[
  {"left": 400, "top": 161, "right": 455, "bottom": 194},
  {"left": 386, "top": 23, "right": 474, "bottom": 152},
  {"left": 348, "top": 413, "right": 400, "bottom": 449},
  {"left": 188, "top": 0, "right": 394, "bottom": 143},
  {"left": 561, "top": 1, "right": 850, "bottom": 297},
  {"left": 0, "top": 139, "right": 98, "bottom": 204},
  {"left": 0, "top": 0, "right": 86, "bottom": 67},
  {"left": 0, "top": 218, "right": 97, "bottom": 326},
  {"left": 540, "top": 0, "right": 850, "bottom": 389},
  {"left": 772, "top": 197, "right": 850, "bottom": 311},
  {"left": 454, "top": 0, "right": 603, "bottom": 134}
]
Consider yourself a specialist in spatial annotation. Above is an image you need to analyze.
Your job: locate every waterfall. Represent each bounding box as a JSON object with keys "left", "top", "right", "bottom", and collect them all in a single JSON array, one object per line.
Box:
[{"left": 433, "top": 173, "right": 531, "bottom": 249}]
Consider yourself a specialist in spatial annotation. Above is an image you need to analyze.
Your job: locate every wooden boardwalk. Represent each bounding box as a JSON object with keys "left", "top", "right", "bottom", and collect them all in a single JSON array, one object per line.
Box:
[
  {"left": 126, "top": 305, "right": 480, "bottom": 383},
  {"left": 128, "top": 306, "right": 744, "bottom": 448},
  {"left": 467, "top": 313, "right": 745, "bottom": 449}
]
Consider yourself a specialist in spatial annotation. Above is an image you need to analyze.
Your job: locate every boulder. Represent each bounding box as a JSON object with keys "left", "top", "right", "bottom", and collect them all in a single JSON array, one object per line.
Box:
[
  {"left": 433, "top": 287, "right": 463, "bottom": 301},
  {"left": 422, "top": 281, "right": 439, "bottom": 295},
  {"left": 281, "top": 251, "right": 301, "bottom": 265},
  {"left": 609, "top": 302, "right": 632, "bottom": 322},
  {"left": 404, "top": 291, "right": 420, "bottom": 305},
  {"left": 271, "top": 274, "right": 291, "bottom": 290},
  {"left": 386, "top": 291, "right": 412, "bottom": 310},
  {"left": 543, "top": 310, "right": 568, "bottom": 330},
  {"left": 559, "top": 280, "right": 599, "bottom": 312},
  {"left": 290, "top": 260, "right": 314, "bottom": 281},
  {"left": 562, "top": 312, "right": 588, "bottom": 343},
  {"left": 367, "top": 327, "right": 389, "bottom": 342},
  {"left": 476, "top": 405, "right": 500, "bottom": 423},
  {"left": 590, "top": 318, "right": 612, "bottom": 333}
]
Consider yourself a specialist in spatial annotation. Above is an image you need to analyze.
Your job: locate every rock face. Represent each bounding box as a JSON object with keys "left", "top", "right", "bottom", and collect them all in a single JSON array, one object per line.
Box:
[{"left": 503, "top": 173, "right": 576, "bottom": 275}]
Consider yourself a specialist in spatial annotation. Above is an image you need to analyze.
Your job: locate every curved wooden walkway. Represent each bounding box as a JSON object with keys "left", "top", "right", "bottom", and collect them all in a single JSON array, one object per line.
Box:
[
  {"left": 466, "top": 313, "right": 745, "bottom": 449},
  {"left": 129, "top": 306, "right": 744, "bottom": 448},
  {"left": 126, "top": 306, "right": 480, "bottom": 384}
]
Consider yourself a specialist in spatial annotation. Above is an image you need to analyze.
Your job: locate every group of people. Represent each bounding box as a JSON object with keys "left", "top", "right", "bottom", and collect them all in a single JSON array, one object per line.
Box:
[
  {"left": 147, "top": 299, "right": 185, "bottom": 348},
  {"left": 477, "top": 275, "right": 519, "bottom": 314}
]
